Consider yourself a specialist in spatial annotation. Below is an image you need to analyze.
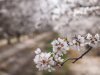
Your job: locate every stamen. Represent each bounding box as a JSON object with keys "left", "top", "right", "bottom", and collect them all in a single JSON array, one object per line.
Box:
[
  {"left": 61, "top": 44, "right": 64, "bottom": 47},
  {"left": 57, "top": 47, "right": 61, "bottom": 50},
  {"left": 42, "top": 60, "right": 45, "bottom": 64}
]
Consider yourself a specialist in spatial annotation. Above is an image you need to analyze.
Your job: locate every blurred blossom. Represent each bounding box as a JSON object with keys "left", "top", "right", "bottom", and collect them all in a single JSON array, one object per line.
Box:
[{"left": 0, "top": 8, "right": 8, "bottom": 14}]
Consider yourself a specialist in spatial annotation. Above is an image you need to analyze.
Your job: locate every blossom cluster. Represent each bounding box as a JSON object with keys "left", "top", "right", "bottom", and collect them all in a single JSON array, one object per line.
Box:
[
  {"left": 63, "top": 0, "right": 97, "bottom": 6},
  {"left": 34, "top": 33, "right": 100, "bottom": 72},
  {"left": 85, "top": 33, "right": 100, "bottom": 47},
  {"left": 73, "top": 6, "right": 100, "bottom": 17},
  {"left": 51, "top": 0, "right": 100, "bottom": 21},
  {"left": 34, "top": 0, "right": 100, "bottom": 30},
  {"left": 69, "top": 35, "right": 85, "bottom": 51},
  {"left": 34, "top": 48, "right": 63, "bottom": 72},
  {"left": 51, "top": 38, "right": 69, "bottom": 56}
]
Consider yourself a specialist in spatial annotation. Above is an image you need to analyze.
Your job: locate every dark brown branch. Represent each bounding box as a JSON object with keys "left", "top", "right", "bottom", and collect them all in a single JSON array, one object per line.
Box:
[
  {"left": 60, "top": 58, "right": 76, "bottom": 66},
  {"left": 72, "top": 46, "right": 92, "bottom": 63},
  {"left": 55, "top": 46, "right": 93, "bottom": 67}
]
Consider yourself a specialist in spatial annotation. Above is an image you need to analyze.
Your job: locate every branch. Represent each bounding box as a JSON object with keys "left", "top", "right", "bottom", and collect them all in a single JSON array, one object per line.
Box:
[
  {"left": 57, "top": 46, "right": 92, "bottom": 66},
  {"left": 60, "top": 58, "right": 76, "bottom": 66},
  {"left": 72, "top": 46, "right": 92, "bottom": 63}
]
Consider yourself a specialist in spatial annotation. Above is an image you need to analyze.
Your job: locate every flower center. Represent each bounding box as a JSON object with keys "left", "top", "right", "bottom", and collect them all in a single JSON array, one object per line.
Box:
[
  {"left": 59, "top": 42, "right": 61, "bottom": 45},
  {"left": 55, "top": 43, "right": 58, "bottom": 46},
  {"left": 57, "top": 47, "right": 61, "bottom": 50},
  {"left": 75, "top": 42, "right": 77, "bottom": 45},
  {"left": 48, "top": 60, "right": 51, "bottom": 62},
  {"left": 91, "top": 41, "right": 94, "bottom": 43},
  {"left": 89, "top": 37, "right": 91, "bottom": 38},
  {"left": 61, "top": 44, "right": 64, "bottom": 47},
  {"left": 41, "top": 60, "right": 45, "bottom": 64},
  {"left": 38, "top": 53, "right": 41, "bottom": 54}
]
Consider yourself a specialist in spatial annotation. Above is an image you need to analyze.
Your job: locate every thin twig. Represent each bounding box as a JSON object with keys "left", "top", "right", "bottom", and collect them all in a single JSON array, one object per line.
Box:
[
  {"left": 72, "top": 46, "right": 92, "bottom": 63},
  {"left": 60, "top": 58, "right": 76, "bottom": 66},
  {"left": 54, "top": 46, "right": 93, "bottom": 67},
  {"left": 53, "top": 57, "right": 57, "bottom": 63}
]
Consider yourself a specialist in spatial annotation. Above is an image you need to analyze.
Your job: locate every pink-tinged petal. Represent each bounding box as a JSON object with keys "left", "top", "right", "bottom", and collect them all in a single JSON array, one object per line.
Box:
[
  {"left": 80, "top": 44, "right": 85, "bottom": 46},
  {"left": 34, "top": 48, "right": 41, "bottom": 54},
  {"left": 48, "top": 69, "right": 51, "bottom": 72},
  {"left": 95, "top": 34, "right": 99, "bottom": 41},
  {"left": 87, "top": 33, "right": 92, "bottom": 39},
  {"left": 78, "top": 35, "right": 81, "bottom": 38},
  {"left": 73, "top": 40, "right": 76, "bottom": 43}
]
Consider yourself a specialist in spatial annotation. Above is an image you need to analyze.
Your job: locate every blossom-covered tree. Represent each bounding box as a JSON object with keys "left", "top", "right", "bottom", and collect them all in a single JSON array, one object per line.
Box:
[
  {"left": 0, "top": 0, "right": 52, "bottom": 44},
  {"left": 35, "top": 0, "right": 100, "bottom": 30}
]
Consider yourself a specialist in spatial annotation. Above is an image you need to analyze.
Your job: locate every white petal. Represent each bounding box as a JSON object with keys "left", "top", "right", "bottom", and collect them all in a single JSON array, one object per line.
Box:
[
  {"left": 95, "top": 34, "right": 99, "bottom": 41},
  {"left": 48, "top": 65, "right": 51, "bottom": 68},
  {"left": 65, "top": 47, "right": 69, "bottom": 50},
  {"left": 51, "top": 67, "right": 55, "bottom": 71},
  {"left": 48, "top": 69, "right": 51, "bottom": 72},
  {"left": 73, "top": 40, "right": 76, "bottom": 43},
  {"left": 81, "top": 37, "right": 84, "bottom": 43},
  {"left": 80, "top": 44, "right": 85, "bottom": 46},
  {"left": 90, "top": 43, "right": 94, "bottom": 47},
  {"left": 34, "top": 48, "right": 41, "bottom": 54},
  {"left": 69, "top": 42, "right": 73, "bottom": 46},
  {"left": 87, "top": 33, "right": 92, "bottom": 39},
  {"left": 78, "top": 47, "right": 80, "bottom": 51},
  {"left": 78, "top": 35, "right": 81, "bottom": 38}
]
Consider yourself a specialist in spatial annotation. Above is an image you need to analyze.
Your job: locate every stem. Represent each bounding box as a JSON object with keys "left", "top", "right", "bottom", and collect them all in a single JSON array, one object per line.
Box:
[
  {"left": 60, "top": 58, "right": 76, "bottom": 66},
  {"left": 56, "top": 46, "right": 92, "bottom": 67},
  {"left": 72, "top": 46, "right": 92, "bottom": 63}
]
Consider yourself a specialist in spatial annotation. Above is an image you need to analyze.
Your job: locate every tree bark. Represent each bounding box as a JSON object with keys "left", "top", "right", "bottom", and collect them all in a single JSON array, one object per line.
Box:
[
  {"left": 7, "top": 37, "right": 11, "bottom": 45},
  {"left": 16, "top": 32, "right": 20, "bottom": 42}
]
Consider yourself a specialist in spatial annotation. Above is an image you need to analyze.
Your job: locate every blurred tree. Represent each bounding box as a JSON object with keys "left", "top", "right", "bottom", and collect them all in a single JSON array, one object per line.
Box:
[
  {"left": 0, "top": 0, "right": 52, "bottom": 44},
  {"left": 0, "top": 0, "right": 99, "bottom": 45}
]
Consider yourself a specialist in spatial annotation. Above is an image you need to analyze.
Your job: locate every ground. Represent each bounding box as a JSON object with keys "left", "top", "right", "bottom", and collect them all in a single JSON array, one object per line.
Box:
[{"left": 0, "top": 31, "right": 100, "bottom": 75}]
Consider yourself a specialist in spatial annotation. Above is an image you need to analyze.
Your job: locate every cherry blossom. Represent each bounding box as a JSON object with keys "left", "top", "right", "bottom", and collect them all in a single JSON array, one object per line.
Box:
[
  {"left": 34, "top": 51, "right": 55, "bottom": 72},
  {"left": 77, "top": 35, "right": 85, "bottom": 44},
  {"left": 71, "top": 35, "right": 85, "bottom": 51},
  {"left": 72, "top": 6, "right": 100, "bottom": 17},
  {"left": 51, "top": 38, "right": 69, "bottom": 56},
  {"left": 34, "top": 48, "right": 41, "bottom": 55},
  {"left": 94, "top": 34, "right": 99, "bottom": 41},
  {"left": 85, "top": 33, "right": 100, "bottom": 47},
  {"left": 55, "top": 56, "right": 64, "bottom": 63},
  {"left": 86, "top": 33, "right": 92, "bottom": 40}
]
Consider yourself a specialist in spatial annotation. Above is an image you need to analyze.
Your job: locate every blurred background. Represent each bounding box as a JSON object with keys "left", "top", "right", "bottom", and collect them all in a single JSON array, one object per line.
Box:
[{"left": 0, "top": 0, "right": 100, "bottom": 75}]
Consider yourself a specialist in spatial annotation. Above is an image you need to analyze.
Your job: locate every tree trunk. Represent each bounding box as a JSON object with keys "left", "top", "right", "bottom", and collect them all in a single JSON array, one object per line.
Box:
[
  {"left": 16, "top": 32, "right": 20, "bottom": 42},
  {"left": 7, "top": 37, "right": 11, "bottom": 45}
]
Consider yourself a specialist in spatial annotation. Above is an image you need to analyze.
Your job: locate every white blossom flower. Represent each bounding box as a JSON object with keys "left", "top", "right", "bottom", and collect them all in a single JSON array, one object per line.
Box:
[
  {"left": 85, "top": 39, "right": 96, "bottom": 47},
  {"left": 54, "top": 55, "right": 64, "bottom": 63},
  {"left": 34, "top": 48, "right": 41, "bottom": 55},
  {"left": 71, "top": 35, "right": 85, "bottom": 51},
  {"left": 77, "top": 35, "right": 84, "bottom": 43},
  {"left": 69, "top": 42, "right": 73, "bottom": 46},
  {"left": 72, "top": 40, "right": 80, "bottom": 50},
  {"left": 48, "top": 65, "right": 55, "bottom": 72},
  {"left": 34, "top": 55, "right": 40, "bottom": 64},
  {"left": 51, "top": 38, "right": 69, "bottom": 56},
  {"left": 85, "top": 34, "right": 99, "bottom": 47},
  {"left": 77, "top": 35, "right": 85, "bottom": 46},
  {"left": 86, "top": 33, "right": 92, "bottom": 40},
  {"left": 56, "top": 57, "right": 64, "bottom": 62},
  {"left": 51, "top": 39, "right": 59, "bottom": 46},
  {"left": 94, "top": 34, "right": 99, "bottom": 41},
  {"left": 34, "top": 51, "right": 55, "bottom": 72}
]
